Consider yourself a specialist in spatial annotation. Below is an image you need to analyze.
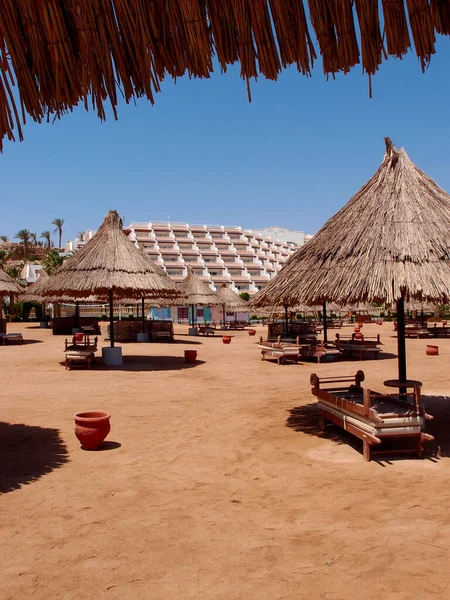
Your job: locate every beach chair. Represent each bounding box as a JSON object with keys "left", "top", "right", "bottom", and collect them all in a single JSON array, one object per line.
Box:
[
  {"left": 65, "top": 350, "right": 95, "bottom": 370},
  {"left": 2, "top": 333, "right": 24, "bottom": 345}
]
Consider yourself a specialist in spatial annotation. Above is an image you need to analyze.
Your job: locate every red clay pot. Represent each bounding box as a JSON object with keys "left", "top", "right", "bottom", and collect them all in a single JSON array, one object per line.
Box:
[
  {"left": 354, "top": 327, "right": 360, "bottom": 333},
  {"left": 184, "top": 350, "right": 197, "bottom": 363},
  {"left": 376, "top": 319, "right": 383, "bottom": 325},
  {"left": 222, "top": 336, "right": 232, "bottom": 344},
  {"left": 354, "top": 332, "right": 363, "bottom": 340},
  {"left": 443, "top": 321, "right": 448, "bottom": 327},
  {"left": 426, "top": 345, "right": 439, "bottom": 356},
  {"left": 74, "top": 411, "right": 111, "bottom": 450},
  {"left": 248, "top": 329, "right": 256, "bottom": 336}
]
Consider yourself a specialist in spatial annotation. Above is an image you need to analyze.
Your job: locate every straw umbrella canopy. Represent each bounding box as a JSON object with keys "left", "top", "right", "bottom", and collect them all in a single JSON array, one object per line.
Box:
[
  {"left": 0, "top": 267, "right": 24, "bottom": 296},
  {"left": 252, "top": 138, "right": 450, "bottom": 383},
  {"left": 174, "top": 268, "right": 222, "bottom": 326},
  {"left": 0, "top": 2, "right": 446, "bottom": 150},
  {"left": 215, "top": 284, "right": 249, "bottom": 324},
  {"left": 38, "top": 210, "right": 180, "bottom": 347}
]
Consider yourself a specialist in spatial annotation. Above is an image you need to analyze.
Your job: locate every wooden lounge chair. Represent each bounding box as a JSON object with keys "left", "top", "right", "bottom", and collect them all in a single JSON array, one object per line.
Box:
[
  {"left": 198, "top": 325, "right": 216, "bottom": 336},
  {"left": 259, "top": 343, "right": 300, "bottom": 365},
  {"left": 301, "top": 344, "right": 341, "bottom": 363},
  {"left": 65, "top": 350, "right": 95, "bottom": 370},
  {"left": 2, "top": 333, "right": 24, "bottom": 345},
  {"left": 65, "top": 335, "right": 98, "bottom": 352},
  {"left": 154, "top": 331, "right": 172, "bottom": 342},
  {"left": 310, "top": 371, "right": 434, "bottom": 461}
]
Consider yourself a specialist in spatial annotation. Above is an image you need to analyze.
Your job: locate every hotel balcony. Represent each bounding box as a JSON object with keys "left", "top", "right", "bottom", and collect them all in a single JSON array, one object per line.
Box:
[
  {"left": 211, "top": 275, "right": 232, "bottom": 284},
  {"left": 199, "top": 249, "right": 219, "bottom": 256},
  {"left": 159, "top": 248, "right": 181, "bottom": 256},
  {"left": 251, "top": 275, "right": 271, "bottom": 283},
  {"left": 180, "top": 249, "right": 200, "bottom": 256},
  {"left": 152, "top": 224, "right": 171, "bottom": 233},
  {"left": 203, "top": 261, "right": 225, "bottom": 268},
  {"left": 238, "top": 250, "right": 256, "bottom": 257},
  {"left": 154, "top": 236, "right": 175, "bottom": 243}
]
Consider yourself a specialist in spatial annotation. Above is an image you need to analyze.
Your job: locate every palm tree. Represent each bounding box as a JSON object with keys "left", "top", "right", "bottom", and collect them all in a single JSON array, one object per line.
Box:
[
  {"left": 30, "top": 232, "right": 37, "bottom": 246},
  {"left": 52, "top": 218, "right": 65, "bottom": 249},
  {"left": 15, "top": 229, "right": 32, "bottom": 260},
  {"left": 0, "top": 235, "right": 8, "bottom": 243},
  {"left": 0, "top": 248, "right": 11, "bottom": 268},
  {"left": 42, "top": 249, "right": 65, "bottom": 275},
  {"left": 77, "top": 231, "right": 84, "bottom": 242},
  {"left": 41, "top": 230, "right": 52, "bottom": 247}
]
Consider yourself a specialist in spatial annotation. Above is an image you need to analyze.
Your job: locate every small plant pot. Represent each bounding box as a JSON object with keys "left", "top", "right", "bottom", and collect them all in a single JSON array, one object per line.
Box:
[
  {"left": 354, "top": 327, "right": 360, "bottom": 333},
  {"left": 184, "top": 350, "right": 197, "bottom": 363},
  {"left": 354, "top": 333, "right": 363, "bottom": 340},
  {"left": 376, "top": 319, "right": 383, "bottom": 325},
  {"left": 74, "top": 411, "right": 111, "bottom": 450},
  {"left": 248, "top": 329, "right": 256, "bottom": 336},
  {"left": 426, "top": 345, "right": 439, "bottom": 356},
  {"left": 222, "top": 336, "right": 232, "bottom": 344},
  {"left": 443, "top": 321, "right": 448, "bottom": 327}
]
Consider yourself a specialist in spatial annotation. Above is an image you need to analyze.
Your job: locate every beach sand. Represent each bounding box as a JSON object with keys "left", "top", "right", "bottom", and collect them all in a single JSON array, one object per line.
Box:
[{"left": 1, "top": 321, "right": 450, "bottom": 600}]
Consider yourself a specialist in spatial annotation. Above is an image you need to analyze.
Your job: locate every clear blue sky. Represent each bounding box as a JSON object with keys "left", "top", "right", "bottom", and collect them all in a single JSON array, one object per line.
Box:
[{"left": 2, "top": 37, "right": 450, "bottom": 244}]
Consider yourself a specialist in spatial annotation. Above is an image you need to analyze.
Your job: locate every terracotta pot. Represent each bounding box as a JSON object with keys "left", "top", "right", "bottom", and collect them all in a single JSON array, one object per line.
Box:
[
  {"left": 426, "top": 345, "right": 439, "bottom": 356},
  {"left": 184, "top": 350, "right": 197, "bottom": 363},
  {"left": 376, "top": 319, "right": 383, "bottom": 325},
  {"left": 354, "top": 327, "right": 360, "bottom": 333},
  {"left": 354, "top": 333, "right": 363, "bottom": 340},
  {"left": 248, "top": 329, "right": 256, "bottom": 336},
  {"left": 74, "top": 411, "right": 111, "bottom": 450},
  {"left": 222, "top": 336, "right": 232, "bottom": 344},
  {"left": 443, "top": 321, "right": 448, "bottom": 327}
]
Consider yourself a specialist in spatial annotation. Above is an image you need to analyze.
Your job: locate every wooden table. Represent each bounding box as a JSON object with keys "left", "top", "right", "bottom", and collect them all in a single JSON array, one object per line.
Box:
[{"left": 384, "top": 379, "right": 422, "bottom": 389}]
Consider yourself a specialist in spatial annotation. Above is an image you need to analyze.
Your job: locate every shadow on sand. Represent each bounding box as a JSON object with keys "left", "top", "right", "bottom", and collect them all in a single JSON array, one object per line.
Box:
[
  {"left": 60, "top": 355, "right": 205, "bottom": 372},
  {"left": 287, "top": 396, "right": 450, "bottom": 463},
  {"left": 0, "top": 422, "right": 69, "bottom": 494}
]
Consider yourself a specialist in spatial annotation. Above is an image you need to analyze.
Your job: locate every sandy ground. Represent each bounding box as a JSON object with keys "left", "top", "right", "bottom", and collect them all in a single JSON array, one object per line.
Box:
[{"left": 1, "top": 321, "right": 450, "bottom": 600}]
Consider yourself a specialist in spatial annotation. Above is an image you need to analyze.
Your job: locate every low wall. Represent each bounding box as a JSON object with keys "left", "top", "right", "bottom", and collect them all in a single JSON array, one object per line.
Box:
[
  {"left": 106, "top": 320, "right": 174, "bottom": 342},
  {"left": 52, "top": 317, "right": 101, "bottom": 335}
]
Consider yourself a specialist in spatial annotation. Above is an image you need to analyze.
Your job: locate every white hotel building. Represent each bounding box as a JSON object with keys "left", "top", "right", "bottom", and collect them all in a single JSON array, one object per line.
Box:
[{"left": 122, "top": 222, "right": 306, "bottom": 295}]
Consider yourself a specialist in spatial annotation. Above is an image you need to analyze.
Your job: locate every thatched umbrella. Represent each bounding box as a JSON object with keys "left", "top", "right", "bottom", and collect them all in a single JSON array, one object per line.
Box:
[
  {"left": 38, "top": 211, "right": 180, "bottom": 353},
  {"left": 252, "top": 138, "right": 450, "bottom": 385},
  {"left": 175, "top": 268, "right": 222, "bottom": 327},
  {"left": 1, "top": 2, "right": 446, "bottom": 150},
  {"left": 0, "top": 267, "right": 24, "bottom": 324},
  {"left": 215, "top": 284, "right": 249, "bottom": 326},
  {"left": 0, "top": 267, "right": 24, "bottom": 296}
]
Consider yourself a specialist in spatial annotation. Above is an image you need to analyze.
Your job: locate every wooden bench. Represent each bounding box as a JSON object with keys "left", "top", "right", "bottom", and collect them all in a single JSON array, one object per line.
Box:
[
  {"left": 65, "top": 350, "right": 95, "bottom": 370},
  {"left": 2, "top": 333, "right": 24, "bottom": 345}
]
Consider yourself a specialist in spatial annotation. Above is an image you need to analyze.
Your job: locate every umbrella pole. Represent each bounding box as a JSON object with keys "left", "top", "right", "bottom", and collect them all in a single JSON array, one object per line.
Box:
[
  {"left": 421, "top": 309, "right": 424, "bottom": 327},
  {"left": 323, "top": 300, "right": 328, "bottom": 344},
  {"left": 396, "top": 297, "right": 407, "bottom": 387},
  {"left": 75, "top": 301, "right": 80, "bottom": 328},
  {"left": 142, "top": 298, "right": 145, "bottom": 333},
  {"left": 222, "top": 304, "right": 226, "bottom": 327},
  {"left": 284, "top": 305, "right": 289, "bottom": 338},
  {"left": 109, "top": 289, "right": 114, "bottom": 348}
]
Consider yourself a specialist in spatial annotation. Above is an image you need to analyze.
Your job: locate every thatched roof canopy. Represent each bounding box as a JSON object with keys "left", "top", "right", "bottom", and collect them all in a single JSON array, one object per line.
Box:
[
  {"left": 251, "top": 138, "right": 450, "bottom": 308},
  {"left": 215, "top": 284, "right": 249, "bottom": 310},
  {"left": 38, "top": 210, "right": 180, "bottom": 301},
  {"left": 1, "top": 1, "right": 448, "bottom": 149},
  {"left": 175, "top": 269, "right": 222, "bottom": 307},
  {"left": 0, "top": 267, "right": 24, "bottom": 296}
]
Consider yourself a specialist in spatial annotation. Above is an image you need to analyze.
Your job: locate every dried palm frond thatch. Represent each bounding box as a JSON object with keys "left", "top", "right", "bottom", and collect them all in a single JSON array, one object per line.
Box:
[
  {"left": 215, "top": 284, "right": 249, "bottom": 310},
  {"left": 174, "top": 269, "right": 222, "bottom": 307},
  {"left": 252, "top": 138, "right": 450, "bottom": 309},
  {"left": 0, "top": 267, "right": 24, "bottom": 296},
  {"left": 39, "top": 211, "right": 180, "bottom": 302},
  {"left": 0, "top": 1, "right": 447, "bottom": 149}
]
